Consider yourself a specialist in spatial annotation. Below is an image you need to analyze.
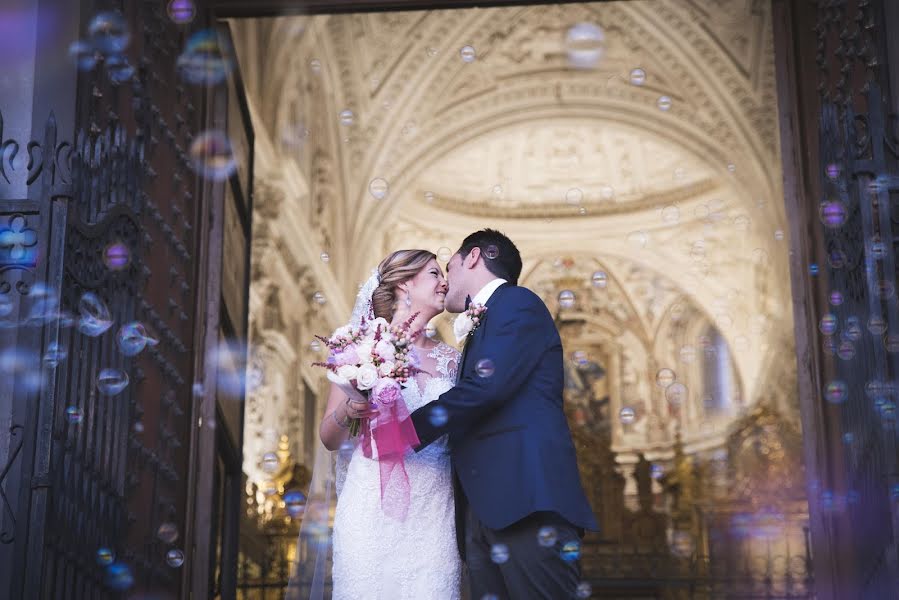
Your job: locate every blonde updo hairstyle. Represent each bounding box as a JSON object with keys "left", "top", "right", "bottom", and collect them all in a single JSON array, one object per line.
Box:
[{"left": 371, "top": 249, "right": 437, "bottom": 321}]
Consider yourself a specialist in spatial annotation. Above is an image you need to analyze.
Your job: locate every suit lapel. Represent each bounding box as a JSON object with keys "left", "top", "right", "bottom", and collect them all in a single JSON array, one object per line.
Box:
[{"left": 456, "top": 283, "right": 510, "bottom": 381}]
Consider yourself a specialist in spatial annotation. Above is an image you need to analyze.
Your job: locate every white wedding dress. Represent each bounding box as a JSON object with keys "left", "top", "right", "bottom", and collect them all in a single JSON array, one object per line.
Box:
[{"left": 331, "top": 343, "right": 462, "bottom": 600}]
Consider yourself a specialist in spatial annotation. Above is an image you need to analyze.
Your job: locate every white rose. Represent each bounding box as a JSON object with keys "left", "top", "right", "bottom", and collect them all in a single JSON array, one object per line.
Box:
[
  {"left": 371, "top": 317, "right": 390, "bottom": 332},
  {"left": 453, "top": 314, "right": 474, "bottom": 343},
  {"left": 379, "top": 361, "right": 396, "bottom": 377},
  {"left": 356, "top": 363, "right": 379, "bottom": 390},
  {"left": 375, "top": 339, "right": 396, "bottom": 361},
  {"left": 336, "top": 365, "right": 359, "bottom": 382},
  {"left": 356, "top": 342, "right": 375, "bottom": 363},
  {"left": 332, "top": 325, "right": 352, "bottom": 339}
]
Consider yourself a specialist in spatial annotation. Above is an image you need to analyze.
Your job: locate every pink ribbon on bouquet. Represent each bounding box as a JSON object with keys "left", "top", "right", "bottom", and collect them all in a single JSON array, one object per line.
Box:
[{"left": 359, "top": 378, "right": 420, "bottom": 521}]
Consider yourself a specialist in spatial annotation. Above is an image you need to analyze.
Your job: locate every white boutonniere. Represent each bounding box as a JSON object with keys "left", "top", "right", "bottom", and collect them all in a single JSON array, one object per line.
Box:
[{"left": 453, "top": 303, "right": 487, "bottom": 344}]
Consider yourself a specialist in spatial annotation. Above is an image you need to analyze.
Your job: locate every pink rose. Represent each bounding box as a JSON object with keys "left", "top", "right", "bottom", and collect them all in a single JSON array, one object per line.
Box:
[
  {"left": 372, "top": 377, "right": 402, "bottom": 406},
  {"left": 375, "top": 339, "right": 396, "bottom": 361},
  {"left": 333, "top": 346, "right": 360, "bottom": 366}
]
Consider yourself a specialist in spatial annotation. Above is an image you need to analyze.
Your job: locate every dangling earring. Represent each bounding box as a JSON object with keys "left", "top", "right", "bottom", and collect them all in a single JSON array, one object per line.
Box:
[{"left": 405, "top": 295, "right": 412, "bottom": 308}]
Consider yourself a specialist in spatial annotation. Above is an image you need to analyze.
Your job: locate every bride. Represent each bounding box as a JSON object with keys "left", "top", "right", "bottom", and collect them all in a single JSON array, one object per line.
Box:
[{"left": 316, "top": 249, "right": 462, "bottom": 599}]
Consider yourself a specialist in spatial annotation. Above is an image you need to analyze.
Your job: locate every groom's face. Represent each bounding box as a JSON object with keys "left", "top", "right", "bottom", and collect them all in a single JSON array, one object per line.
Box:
[{"left": 444, "top": 253, "right": 468, "bottom": 313}]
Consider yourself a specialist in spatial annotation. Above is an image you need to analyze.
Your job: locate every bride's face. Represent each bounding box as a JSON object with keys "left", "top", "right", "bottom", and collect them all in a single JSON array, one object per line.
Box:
[{"left": 403, "top": 259, "right": 447, "bottom": 319}]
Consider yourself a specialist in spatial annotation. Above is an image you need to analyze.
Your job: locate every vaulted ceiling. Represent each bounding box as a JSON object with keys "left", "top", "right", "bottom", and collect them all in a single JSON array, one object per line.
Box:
[{"left": 231, "top": 0, "right": 797, "bottom": 474}]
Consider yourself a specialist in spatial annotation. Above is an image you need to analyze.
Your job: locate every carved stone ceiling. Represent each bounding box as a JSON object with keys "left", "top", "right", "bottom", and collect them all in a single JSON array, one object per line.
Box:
[
  {"left": 230, "top": 0, "right": 795, "bottom": 455},
  {"left": 416, "top": 120, "right": 717, "bottom": 211}
]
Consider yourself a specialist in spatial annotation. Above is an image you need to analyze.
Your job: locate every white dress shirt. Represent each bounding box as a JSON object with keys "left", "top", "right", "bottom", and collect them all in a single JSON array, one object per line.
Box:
[{"left": 470, "top": 278, "right": 508, "bottom": 307}]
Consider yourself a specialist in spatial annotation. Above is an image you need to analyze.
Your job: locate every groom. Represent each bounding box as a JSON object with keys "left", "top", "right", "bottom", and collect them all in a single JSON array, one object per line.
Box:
[{"left": 410, "top": 229, "right": 598, "bottom": 599}]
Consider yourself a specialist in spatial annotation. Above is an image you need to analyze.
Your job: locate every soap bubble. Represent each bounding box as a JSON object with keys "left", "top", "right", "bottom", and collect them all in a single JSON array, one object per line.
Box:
[
  {"left": 576, "top": 582, "right": 592, "bottom": 598},
  {"left": 560, "top": 540, "right": 581, "bottom": 561},
  {"left": 103, "top": 242, "right": 131, "bottom": 270},
  {"left": 475, "top": 359, "right": 495, "bottom": 378},
  {"left": 165, "top": 549, "right": 185, "bottom": 568},
  {"left": 428, "top": 405, "right": 448, "bottom": 427},
  {"left": 657, "top": 96, "right": 672, "bottom": 111},
  {"left": 837, "top": 340, "right": 855, "bottom": 360},
  {"left": 167, "top": 0, "right": 196, "bottom": 24},
  {"left": 537, "top": 526, "right": 558, "bottom": 547},
  {"left": 459, "top": 45, "right": 476, "bottom": 63},
  {"left": 629, "top": 68, "right": 646, "bottom": 85},
  {"left": 189, "top": 130, "right": 237, "bottom": 181},
  {"left": 97, "top": 368, "right": 129, "bottom": 396},
  {"left": 591, "top": 271, "right": 608, "bottom": 288},
  {"left": 0, "top": 294, "right": 12, "bottom": 318},
  {"left": 261, "top": 451, "right": 280, "bottom": 473},
  {"left": 437, "top": 247, "right": 453, "bottom": 262},
  {"left": 339, "top": 109, "right": 355, "bottom": 126},
  {"left": 665, "top": 382, "right": 688, "bottom": 405},
  {"left": 312, "top": 291, "right": 326, "bottom": 305},
  {"left": 97, "top": 547, "right": 116, "bottom": 566},
  {"left": 558, "top": 290, "right": 575, "bottom": 309},
  {"left": 490, "top": 544, "right": 509, "bottom": 564},
  {"left": 88, "top": 12, "right": 129, "bottom": 54},
  {"left": 337, "top": 440, "right": 355, "bottom": 460},
  {"left": 484, "top": 245, "right": 499, "bottom": 260},
  {"left": 43, "top": 341, "right": 67, "bottom": 368},
  {"left": 656, "top": 368, "right": 676, "bottom": 387},
  {"left": 824, "top": 381, "right": 848, "bottom": 404},
  {"left": 105, "top": 54, "right": 134, "bottom": 84},
  {"left": 105, "top": 562, "right": 134, "bottom": 591},
  {"left": 819, "top": 201, "right": 847, "bottom": 228},
  {"left": 1, "top": 347, "right": 41, "bottom": 393},
  {"left": 662, "top": 205, "right": 680, "bottom": 224},
  {"left": 157, "top": 522, "right": 179, "bottom": 544},
  {"left": 117, "top": 322, "right": 159, "bottom": 356},
  {"left": 65, "top": 406, "right": 84, "bottom": 424},
  {"left": 868, "top": 316, "right": 887, "bottom": 335},
  {"left": 177, "top": 29, "right": 234, "bottom": 85},
  {"left": 369, "top": 178, "right": 389, "bottom": 200},
  {"left": 565, "top": 23, "right": 604, "bottom": 69},
  {"left": 69, "top": 40, "right": 98, "bottom": 71},
  {"left": 565, "top": 188, "right": 584, "bottom": 205},
  {"left": 619, "top": 406, "right": 636, "bottom": 424},
  {"left": 819, "top": 314, "right": 837, "bottom": 335},
  {"left": 285, "top": 489, "right": 307, "bottom": 518},
  {"left": 320, "top": 252, "right": 330, "bottom": 263}
]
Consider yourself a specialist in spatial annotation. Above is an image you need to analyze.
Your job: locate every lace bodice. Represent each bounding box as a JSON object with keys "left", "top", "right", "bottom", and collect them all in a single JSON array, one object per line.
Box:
[{"left": 331, "top": 342, "right": 462, "bottom": 599}]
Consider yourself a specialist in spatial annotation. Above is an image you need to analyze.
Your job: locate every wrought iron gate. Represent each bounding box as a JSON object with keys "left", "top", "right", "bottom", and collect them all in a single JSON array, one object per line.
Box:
[
  {"left": 777, "top": 0, "right": 899, "bottom": 596},
  {"left": 0, "top": 1, "right": 251, "bottom": 598}
]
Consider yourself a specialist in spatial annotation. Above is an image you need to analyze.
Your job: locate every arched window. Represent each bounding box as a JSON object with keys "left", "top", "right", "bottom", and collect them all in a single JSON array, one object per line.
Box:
[{"left": 701, "top": 326, "right": 733, "bottom": 417}]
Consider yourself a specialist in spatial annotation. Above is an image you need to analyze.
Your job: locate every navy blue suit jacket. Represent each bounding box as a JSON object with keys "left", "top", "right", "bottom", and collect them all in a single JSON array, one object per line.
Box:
[{"left": 411, "top": 283, "right": 598, "bottom": 536}]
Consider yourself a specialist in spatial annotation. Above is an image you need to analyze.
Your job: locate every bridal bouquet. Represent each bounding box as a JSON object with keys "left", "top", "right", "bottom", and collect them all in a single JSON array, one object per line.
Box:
[
  {"left": 313, "top": 313, "right": 423, "bottom": 520},
  {"left": 314, "top": 312, "right": 422, "bottom": 436}
]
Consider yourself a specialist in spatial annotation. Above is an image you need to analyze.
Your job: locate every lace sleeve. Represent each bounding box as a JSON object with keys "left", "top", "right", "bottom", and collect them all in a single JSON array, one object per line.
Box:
[{"left": 428, "top": 343, "right": 461, "bottom": 381}]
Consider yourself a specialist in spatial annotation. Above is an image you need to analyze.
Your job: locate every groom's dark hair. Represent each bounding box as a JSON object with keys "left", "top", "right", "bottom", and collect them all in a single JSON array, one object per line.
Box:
[{"left": 457, "top": 229, "right": 522, "bottom": 285}]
